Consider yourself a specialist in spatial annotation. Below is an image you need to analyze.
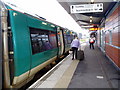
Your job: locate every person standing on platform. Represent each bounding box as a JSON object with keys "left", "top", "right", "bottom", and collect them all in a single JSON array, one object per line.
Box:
[
  {"left": 89, "top": 36, "right": 95, "bottom": 49},
  {"left": 71, "top": 36, "right": 80, "bottom": 60}
]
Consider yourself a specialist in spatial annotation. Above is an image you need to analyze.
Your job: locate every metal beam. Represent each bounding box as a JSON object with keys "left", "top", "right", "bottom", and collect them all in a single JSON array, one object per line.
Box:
[
  {"left": 76, "top": 20, "right": 100, "bottom": 24},
  {"left": 105, "top": 2, "right": 117, "bottom": 17},
  {"left": 80, "top": 13, "right": 105, "bottom": 17}
]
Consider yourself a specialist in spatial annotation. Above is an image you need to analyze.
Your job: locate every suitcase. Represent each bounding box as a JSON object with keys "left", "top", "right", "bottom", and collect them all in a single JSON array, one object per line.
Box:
[
  {"left": 69, "top": 48, "right": 73, "bottom": 54},
  {"left": 77, "top": 50, "right": 84, "bottom": 60}
]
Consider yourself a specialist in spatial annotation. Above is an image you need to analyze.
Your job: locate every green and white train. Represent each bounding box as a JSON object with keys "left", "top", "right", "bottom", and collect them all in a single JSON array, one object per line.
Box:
[{"left": 0, "top": 1, "right": 76, "bottom": 88}]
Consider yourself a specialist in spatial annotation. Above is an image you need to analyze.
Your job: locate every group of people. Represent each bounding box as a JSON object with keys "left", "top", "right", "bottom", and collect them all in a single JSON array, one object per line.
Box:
[{"left": 71, "top": 35, "right": 95, "bottom": 60}]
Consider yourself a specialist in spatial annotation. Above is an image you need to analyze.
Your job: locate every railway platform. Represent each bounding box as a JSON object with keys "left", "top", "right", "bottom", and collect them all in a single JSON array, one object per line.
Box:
[{"left": 28, "top": 43, "right": 120, "bottom": 89}]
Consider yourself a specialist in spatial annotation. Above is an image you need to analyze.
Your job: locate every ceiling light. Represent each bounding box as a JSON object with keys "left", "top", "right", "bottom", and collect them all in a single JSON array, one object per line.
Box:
[
  {"left": 90, "top": 19, "right": 92, "bottom": 22},
  {"left": 81, "top": 25, "right": 93, "bottom": 28},
  {"left": 90, "top": 16, "right": 92, "bottom": 18},
  {"left": 91, "top": 0, "right": 94, "bottom": 3}
]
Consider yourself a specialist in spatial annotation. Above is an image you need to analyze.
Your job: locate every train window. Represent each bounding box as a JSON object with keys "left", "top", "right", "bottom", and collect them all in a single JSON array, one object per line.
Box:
[
  {"left": 67, "top": 35, "right": 72, "bottom": 44},
  {"left": 49, "top": 33, "right": 57, "bottom": 49},
  {"left": 29, "top": 27, "right": 57, "bottom": 54},
  {"left": 63, "top": 34, "right": 67, "bottom": 45},
  {"left": 64, "top": 33, "right": 72, "bottom": 45}
]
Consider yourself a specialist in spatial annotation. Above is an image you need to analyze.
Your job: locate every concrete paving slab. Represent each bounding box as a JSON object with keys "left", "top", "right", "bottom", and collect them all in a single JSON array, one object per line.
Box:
[{"left": 68, "top": 45, "right": 120, "bottom": 89}]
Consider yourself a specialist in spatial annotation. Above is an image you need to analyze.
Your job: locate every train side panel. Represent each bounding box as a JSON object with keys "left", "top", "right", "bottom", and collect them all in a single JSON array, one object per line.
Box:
[
  {"left": 8, "top": 10, "right": 32, "bottom": 85},
  {"left": 27, "top": 16, "right": 58, "bottom": 74},
  {"left": 8, "top": 9, "right": 59, "bottom": 87},
  {"left": 9, "top": 10, "right": 31, "bottom": 77}
]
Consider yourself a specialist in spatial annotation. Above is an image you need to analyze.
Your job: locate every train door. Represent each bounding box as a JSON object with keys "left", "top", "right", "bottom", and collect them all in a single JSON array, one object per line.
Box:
[
  {"left": 0, "top": 2, "right": 3, "bottom": 89},
  {"left": 57, "top": 27, "right": 64, "bottom": 56}
]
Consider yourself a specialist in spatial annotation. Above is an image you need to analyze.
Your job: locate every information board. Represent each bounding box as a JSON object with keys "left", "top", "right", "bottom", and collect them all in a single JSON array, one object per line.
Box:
[{"left": 70, "top": 3, "right": 103, "bottom": 13}]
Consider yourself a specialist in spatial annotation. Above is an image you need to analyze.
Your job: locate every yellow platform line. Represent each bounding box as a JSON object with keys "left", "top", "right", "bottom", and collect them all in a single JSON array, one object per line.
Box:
[{"left": 54, "top": 59, "right": 79, "bottom": 88}]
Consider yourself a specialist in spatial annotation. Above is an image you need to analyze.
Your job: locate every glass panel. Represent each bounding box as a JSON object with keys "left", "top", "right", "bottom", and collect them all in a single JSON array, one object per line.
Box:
[
  {"left": 49, "top": 33, "right": 57, "bottom": 49},
  {"left": 29, "top": 27, "right": 57, "bottom": 55}
]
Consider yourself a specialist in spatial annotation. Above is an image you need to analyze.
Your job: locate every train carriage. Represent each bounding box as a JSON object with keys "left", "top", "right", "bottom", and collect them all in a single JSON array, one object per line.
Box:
[{"left": 0, "top": 1, "right": 76, "bottom": 88}]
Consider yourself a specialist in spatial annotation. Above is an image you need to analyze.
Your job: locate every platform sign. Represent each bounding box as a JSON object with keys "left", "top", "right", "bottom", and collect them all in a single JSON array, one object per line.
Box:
[{"left": 70, "top": 3, "right": 103, "bottom": 13}]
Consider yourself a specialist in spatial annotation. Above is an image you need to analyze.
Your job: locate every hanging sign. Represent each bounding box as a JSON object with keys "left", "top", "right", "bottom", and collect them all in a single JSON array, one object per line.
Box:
[{"left": 70, "top": 3, "right": 103, "bottom": 13}]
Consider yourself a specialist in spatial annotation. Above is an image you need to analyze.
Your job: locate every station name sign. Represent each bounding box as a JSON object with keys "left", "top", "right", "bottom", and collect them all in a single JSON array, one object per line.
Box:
[{"left": 70, "top": 3, "right": 103, "bottom": 13}]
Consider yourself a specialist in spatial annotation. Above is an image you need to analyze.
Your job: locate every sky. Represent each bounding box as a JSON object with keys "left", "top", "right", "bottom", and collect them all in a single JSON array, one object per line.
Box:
[{"left": 2, "top": 0, "right": 89, "bottom": 34}]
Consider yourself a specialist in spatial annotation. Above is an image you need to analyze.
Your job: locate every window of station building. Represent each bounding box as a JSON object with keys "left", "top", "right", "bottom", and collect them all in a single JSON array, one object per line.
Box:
[
  {"left": 29, "top": 27, "right": 57, "bottom": 55},
  {"left": 109, "top": 30, "right": 112, "bottom": 45}
]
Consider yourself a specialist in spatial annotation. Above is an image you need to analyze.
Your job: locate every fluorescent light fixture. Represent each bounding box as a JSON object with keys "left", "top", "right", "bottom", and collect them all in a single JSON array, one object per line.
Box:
[
  {"left": 96, "top": 76, "right": 104, "bottom": 79},
  {"left": 90, "top": 16, "right": 92, "bottom": 18},
  {"left": 91, "top": 0, "right": 94, "bottom": 2},
  {"left": 81, "top": 25, "right": 93, "bottom": 28},
  {"left": 90, "top": 19, "right": 92, "bottom": 22}
]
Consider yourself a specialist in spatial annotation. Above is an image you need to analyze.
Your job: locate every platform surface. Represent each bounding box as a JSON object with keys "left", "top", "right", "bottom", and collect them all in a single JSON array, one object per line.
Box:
[
  {"left": 68, "top": 45, "right": 120, "bottom": 89},
  {"left": 29, "top": 43, "right": 120, "bottom": 89}
]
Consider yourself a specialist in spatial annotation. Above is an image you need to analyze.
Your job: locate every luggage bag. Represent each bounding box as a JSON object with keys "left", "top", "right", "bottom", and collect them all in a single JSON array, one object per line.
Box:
[{"left": 77, "top": 50, "right": 84, "bottom": 60}]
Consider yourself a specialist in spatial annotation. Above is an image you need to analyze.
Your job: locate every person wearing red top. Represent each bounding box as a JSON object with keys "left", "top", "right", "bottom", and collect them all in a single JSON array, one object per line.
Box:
[{"left": 89, "top": 36, "right": 95, "bottom": 49}]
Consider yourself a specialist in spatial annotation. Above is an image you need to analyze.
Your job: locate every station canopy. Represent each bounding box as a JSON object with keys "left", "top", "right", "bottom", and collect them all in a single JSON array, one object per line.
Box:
[{"left": 57, "top": 0, "right": 118, "bottom": 30}]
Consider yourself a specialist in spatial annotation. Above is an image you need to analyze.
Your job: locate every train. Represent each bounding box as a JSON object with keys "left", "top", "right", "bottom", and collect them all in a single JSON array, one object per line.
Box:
[{"left": 0, "top": 1, "right": 77, "bottom": 88}]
